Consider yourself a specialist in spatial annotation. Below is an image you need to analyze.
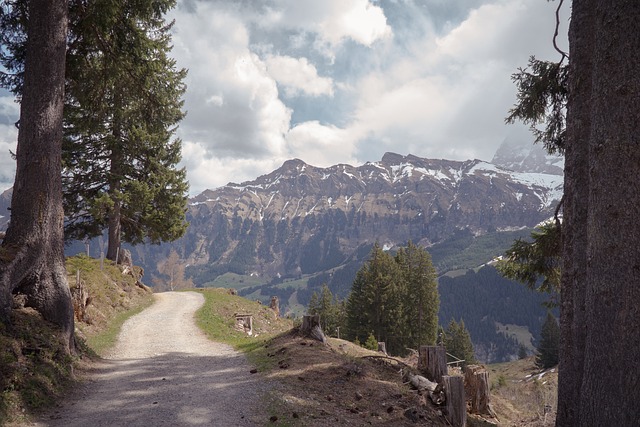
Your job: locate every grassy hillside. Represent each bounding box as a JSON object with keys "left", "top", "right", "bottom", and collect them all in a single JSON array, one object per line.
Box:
[
  {"left": 0, "top": 255, "right": 153, "bottom": 425},
  {"left": 194, "top": 287, "right": 557, "bottom": 426}
]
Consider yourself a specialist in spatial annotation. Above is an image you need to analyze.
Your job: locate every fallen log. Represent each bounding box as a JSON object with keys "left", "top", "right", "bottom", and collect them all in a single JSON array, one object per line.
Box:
[{"left": 403, "top": 370, "right": 445, "bottom": 405}]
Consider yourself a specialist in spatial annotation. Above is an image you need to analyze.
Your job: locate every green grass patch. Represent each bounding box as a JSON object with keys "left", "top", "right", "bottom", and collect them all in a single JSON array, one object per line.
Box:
[
  {"left": 0, "top": 311, "right": 75, "bottom": 425},
  {"left": 194, "top": 288, "right": 293, "bottom": 369},
  {"left": 201, "top": 272, "right": 265, "bottom": 290}
]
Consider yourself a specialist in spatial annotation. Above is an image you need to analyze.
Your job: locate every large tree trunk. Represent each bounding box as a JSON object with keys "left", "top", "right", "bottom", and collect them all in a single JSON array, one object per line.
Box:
[
  {"left": 579, "top": 2, "right": 640, "bottom": 424},
  {"left": 559, "top": 2, "right": 640, "bottom": 425},
  {"left": 556, "top": 0, "right": 593, "bottom": 424},
  {"left": 0, "top": 0, "right": 74, "bottom": 350}
]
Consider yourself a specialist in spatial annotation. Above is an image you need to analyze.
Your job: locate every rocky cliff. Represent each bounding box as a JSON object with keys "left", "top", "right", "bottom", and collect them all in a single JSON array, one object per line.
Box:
[{"left": 146, "top": 152, "right": 562, "bottom": 284}]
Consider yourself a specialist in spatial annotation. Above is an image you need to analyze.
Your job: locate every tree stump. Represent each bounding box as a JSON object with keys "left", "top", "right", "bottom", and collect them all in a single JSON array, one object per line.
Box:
[
  {"left": 418, "top": 345, "right": 447, "bottom": 383},
  {"left": 464, "top": 365, "right": 495, "bottom": 417},
  {"left": 444, "top": 375, "right": 467, "bottom": 427},
  {"left": 378, "top": 342, "right": 387, "bottom": 354},
  {"left": 234, "top": 314, "right": 253, "bottom": 335},
  {"left": 300, "top": 315, "right": 326, "bottom": 344},
  {"left": 71, "top": 273, "right": 91, "bottom": 322},
  {"left": 269, "top": 296, "right": 280, "bottom": 318}
]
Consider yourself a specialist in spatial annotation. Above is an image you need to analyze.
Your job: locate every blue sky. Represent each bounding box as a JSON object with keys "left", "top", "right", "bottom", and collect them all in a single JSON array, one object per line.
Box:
[{"left": 0, "top": 0, "right": 569, "bottom": 195}]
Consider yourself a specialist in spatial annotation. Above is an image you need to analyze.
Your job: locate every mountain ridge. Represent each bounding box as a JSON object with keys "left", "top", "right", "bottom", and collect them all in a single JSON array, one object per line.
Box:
[{"left": 145, "top": 150, "right": 562, "bottom": 286}]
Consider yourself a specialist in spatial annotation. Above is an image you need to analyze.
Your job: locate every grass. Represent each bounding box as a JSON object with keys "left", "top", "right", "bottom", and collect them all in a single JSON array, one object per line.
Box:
[
  {"left": 201, "top": 272, "right": 265, "bottom": 290},
  {"left": 496, "top": 322, "right": 535, "bottom": 352},
  {"left": 0, "top": 310, "right": 75, "bottom": 425},
  {"left": 0, "top": 254, "right": 154, "bottom": 424},
  {"left": 194, "top": 288, "right": 293, "bottom": 370}
]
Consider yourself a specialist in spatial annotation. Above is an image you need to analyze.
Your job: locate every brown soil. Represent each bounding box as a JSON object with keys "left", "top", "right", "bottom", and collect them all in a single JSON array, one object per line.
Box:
[{"left": 259, "top": 331, "right": 450, "bottom": 426}]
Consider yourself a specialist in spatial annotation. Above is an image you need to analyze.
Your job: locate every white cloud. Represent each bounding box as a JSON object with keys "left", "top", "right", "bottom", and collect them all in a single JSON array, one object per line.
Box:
[
  {"left": 285, "top": 121, "right": 359, "bottom": 167},
  {"left": 170, "top": 2, "right": 291, "bottom": 159},
  {"left": 264, "top": 0, "right": 392, "bottom": 56},
  {"left": 265, "top": 55, "right": 334, "bottom": 97}
]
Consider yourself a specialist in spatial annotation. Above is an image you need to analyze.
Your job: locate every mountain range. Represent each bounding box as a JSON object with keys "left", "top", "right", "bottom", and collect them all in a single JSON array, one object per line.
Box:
[
  {"left": 0, "top": 139, "right": 564, "bottom": 362},
  {"left": 139, "top": 143, "right": 561, "bottom": 285}
]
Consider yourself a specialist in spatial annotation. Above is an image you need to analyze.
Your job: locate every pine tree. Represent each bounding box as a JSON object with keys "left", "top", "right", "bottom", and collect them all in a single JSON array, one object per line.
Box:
[
  {"left": 364, "top": 332, "right": 378, "bottom": 351},
  {"left": 395, "top": 241, "right": 439, "bottom": 348},
  {"left": 307, "top": 284, "right": 344, "bottom": 337},
  {"left": 443, "top": 319, "right": 476, "bottom": 367},
  {"left": 497, "top": 221, "right": 561, "bottom": 306},
  {"left": 62, "top": 0, "right": 188, "bottom": 261},
  {"left": 535, "top": 311, "right": 559, "bottom": 369},
  {"left": 346, "top": 243, "right": 403, "bottom": 353},
  {"left": 346, "top": 242, "right": 439, "bottom": 356},
  {"left": 0, "top": 0, "right": 189, "bottom": 263},
  {"left": 0, "top": 0, "right": 75, "bottom": 350},
  {"left": 518, "top": 343, "right": 528, "bottom": 360}
]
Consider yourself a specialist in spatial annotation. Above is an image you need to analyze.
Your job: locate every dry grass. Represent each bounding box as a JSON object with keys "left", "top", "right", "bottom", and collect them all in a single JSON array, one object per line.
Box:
[{"left": 488, "top": 357, "right": 557, "bottom": 426}]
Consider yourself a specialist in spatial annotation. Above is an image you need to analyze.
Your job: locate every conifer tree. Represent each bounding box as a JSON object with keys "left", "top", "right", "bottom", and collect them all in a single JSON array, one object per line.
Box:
[
  {"left": 346, "top": 243, "right": 403, "bottom": 353},
  {"left": 497, "top": 221, "right": 561, "bottom": 306},
  {"left": 62, "top": 0, "right": 188, "bottom": 261},
  {"left": 535, "top": 311, "right": 559, "bottom": 369},
  {"left": 0, "top": 0, "right": 189, "bottom": 263},
  {"left": 443, "top": 319, "right": 476, "bottom": 367},
  {"left": 395, "top": 241, "right": 439, "bottom": 348},
  {"left": 307, "top": 284, "right": 344, "bottom": 337}
]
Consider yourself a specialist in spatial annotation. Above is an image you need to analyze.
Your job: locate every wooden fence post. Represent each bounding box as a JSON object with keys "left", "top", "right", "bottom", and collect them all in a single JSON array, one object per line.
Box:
[
  {"left": 418, "top": 345, "right": 447, "bottom": 382},
  {"left": 464, "top": 365, "right": 495, "bottom": 416},
  {"left": 444, "top": 375, "right": 466, "bottom": 427}
]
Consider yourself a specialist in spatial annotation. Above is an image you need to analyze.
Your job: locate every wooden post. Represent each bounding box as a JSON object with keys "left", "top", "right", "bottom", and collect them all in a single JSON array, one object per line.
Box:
[
  {"left": 269, "top": 296, "right": 280, "bottom": 318},
  {"left": 301, "top": 315, "right": 326, "bottom": 343},
  {"left": 418, "top": 345, "right": 447, "bottom": 383},
  {"left": 444, "top": 375, "right": 466, "bottom": 427},
  {"left": 464, "top": 365, "right": 495, "bottom": 416}
]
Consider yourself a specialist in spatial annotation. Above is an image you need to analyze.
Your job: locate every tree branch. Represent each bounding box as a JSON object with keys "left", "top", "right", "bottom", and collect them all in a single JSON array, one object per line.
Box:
[{"left": 553, "top": 0, "right": 568, "bottom": 64}]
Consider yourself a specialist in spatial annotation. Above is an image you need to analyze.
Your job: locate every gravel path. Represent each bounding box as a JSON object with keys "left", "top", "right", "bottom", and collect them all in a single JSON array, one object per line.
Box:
[{"left": 36, "top": 292, "right": 267, "bottom": 426}]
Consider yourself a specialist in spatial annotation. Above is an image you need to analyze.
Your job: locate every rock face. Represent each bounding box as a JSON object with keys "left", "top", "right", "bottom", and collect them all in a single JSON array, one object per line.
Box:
[
  {"left": 162, "top": 152, "right": 562, "bottom": 283},
  {"left": 492, "top": 136, "right": 564, "bottom": 175}
]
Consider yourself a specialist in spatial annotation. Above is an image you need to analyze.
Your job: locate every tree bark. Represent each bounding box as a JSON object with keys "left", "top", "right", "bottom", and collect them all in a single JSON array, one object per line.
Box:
[
  {"left": 301, "top": 314, "right": 326, "bottom": 343},
  {"left": 0, "top": 0, "right": 74, "bottom": 350},
  {"left": 443, "top": 375, "right": 466, "bottom": 427},
  {"left": 559, "top": 2, "right": 640, "bottom": 425},
  {"left": 418, "top": 345, "right": 447, "bottom": 383},
  {"left": 579, "top": 2, "right": 640, "bottom": 425},
  {"left": 464, "top": 365, "right": 493, "bottom": 417},
  {"left": 557, "top": 3, "right": 593, "bottom": 424}
]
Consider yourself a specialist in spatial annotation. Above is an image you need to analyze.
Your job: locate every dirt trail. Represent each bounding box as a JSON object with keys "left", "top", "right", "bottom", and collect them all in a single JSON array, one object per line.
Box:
[{"left": 36, "top": 292, "right": 267, "bottom": 427}]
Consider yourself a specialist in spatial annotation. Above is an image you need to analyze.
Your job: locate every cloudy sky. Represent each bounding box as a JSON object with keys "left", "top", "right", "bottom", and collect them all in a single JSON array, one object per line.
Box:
[{"left": 0, "top": 0, "right": 569, "bottom": 195}]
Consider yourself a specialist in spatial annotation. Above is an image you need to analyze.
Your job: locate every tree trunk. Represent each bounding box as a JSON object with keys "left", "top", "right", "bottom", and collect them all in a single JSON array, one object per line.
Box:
[
  {"left": 0, "top": 0, "right": 74, "bottom": 350},
  {"left": 559, "top": 2, "right": 640, "bottom": 425},
  {"left": 418, "top": 345, "right": 447, "bottom": 383},
  {"left": 300, "top": 314, "right": 326, "bottom": 343},
  {"left": 464, "top": 365, "right": 493, "bottom": 417},
  {"left": 579, "top": 2, "right": 640, "bottom": 425},
  {"left": 443, "top": 375, "right": 466, "bottom": 427},
  {"left": 106, "top": 115, "right": 124, "bottom": 262},
  {"left": 557, "top": 2, "right": 593, "bottom": 424},
  {"left": 107, "top": 197, "right": 122, "bottom": 262}
]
